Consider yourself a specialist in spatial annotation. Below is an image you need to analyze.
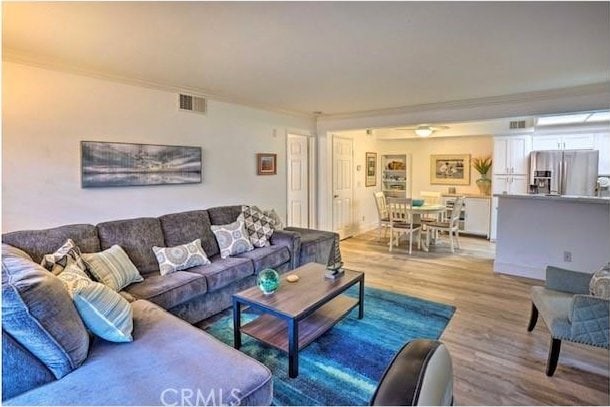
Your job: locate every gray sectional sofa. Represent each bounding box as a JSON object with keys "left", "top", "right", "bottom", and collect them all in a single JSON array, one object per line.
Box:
[{"left": 2, "top": 205, "right": 339, "bottom": 405}]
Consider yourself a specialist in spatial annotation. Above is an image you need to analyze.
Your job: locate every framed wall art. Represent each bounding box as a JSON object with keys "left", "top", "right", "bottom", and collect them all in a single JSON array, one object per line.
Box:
[
  {"left": 257, "top": 153, "right": 277, "bottom": 175},
  {"left": 430, "top": 154, "right": 471, "bottom": 185},
  {"left": 365, "top": 152, "right": 377, "bottom": 187},
  {"left": 81, "top": 141, "right": 202, "bottom": 188}
]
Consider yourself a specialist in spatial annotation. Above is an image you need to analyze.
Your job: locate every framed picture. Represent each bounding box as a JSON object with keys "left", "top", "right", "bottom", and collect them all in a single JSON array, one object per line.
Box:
[
  {"left": 430, "top": 154, "right": 471, "bottom": 185},
  {"left": 257, "top": 153, "right": 277, "bottom": 175},
  {"left": 81, "top": 141, "right": 202, "bottom": 188},
  {"left": 365, "top": 152, "right": 377, "bottom": 187}
]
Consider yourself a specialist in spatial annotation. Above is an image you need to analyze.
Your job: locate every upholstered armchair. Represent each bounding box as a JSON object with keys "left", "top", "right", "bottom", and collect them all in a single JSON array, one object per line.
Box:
[{"left": 528, "top": 266, "right": 609, "bottom": 376}]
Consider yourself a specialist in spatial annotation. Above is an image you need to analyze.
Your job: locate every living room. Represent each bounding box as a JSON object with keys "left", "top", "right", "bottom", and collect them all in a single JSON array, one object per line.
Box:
[{"left": 2, "top": 2, "right": 609, "bottom": 406}]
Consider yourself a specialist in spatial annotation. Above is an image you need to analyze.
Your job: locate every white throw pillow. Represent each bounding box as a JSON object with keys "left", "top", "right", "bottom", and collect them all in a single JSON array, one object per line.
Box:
[
  {"left": 82, "top": 245, "right": 143, "bottom": 291},
  {"left": 211, "top": 219, "right": 254, "bottom": 259},
  {"left": 153, "top": 239, "right": 211, "bottom": 276},
  {"left": 590, "top": 262, "right": 610, "bottom": 299}
]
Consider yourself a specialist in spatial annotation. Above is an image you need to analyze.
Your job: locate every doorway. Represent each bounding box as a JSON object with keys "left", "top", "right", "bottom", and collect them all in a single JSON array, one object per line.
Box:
[{"left": 332, "top": 136, "right": 354, "bottom": 239}]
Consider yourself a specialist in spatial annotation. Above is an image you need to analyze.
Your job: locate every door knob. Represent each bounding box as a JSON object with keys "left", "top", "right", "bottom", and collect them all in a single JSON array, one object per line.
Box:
[{"left": 333, "top": 195, "right": 339, "bottom": 198}]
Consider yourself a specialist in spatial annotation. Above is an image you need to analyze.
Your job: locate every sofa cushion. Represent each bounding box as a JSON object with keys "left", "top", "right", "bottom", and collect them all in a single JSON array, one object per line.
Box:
[
  {"left": 125, "top": 272, "right": 207, "bottom": 310},
  {"left": 159, "top": 210, "right": 220, "bottom": 258},
  {"left": 207, "top": 205, "right": 242, "bottom": 225},
  {"left": 58, "top": 265, "right": 134, "bottom": 343},
  {"left": 2, "top": 252, "right": 89, "bottom": 379},
  {"left": 531, "top": 286, "right": 572, "bottom": 340},
  {"left": 188, "top": 257, "right": 254, "bottom": 292},
  {"left": 2, "top": 224, "right": 100, "bottom": 264},
  {"left": 211, "top": 219, "right": 254, "bottom": 259},
  {"left": 4, "top": 300, "right": 273, "bottom": 406},
  {"left": 236, "top": 245, "right": 290, "bottom": 273},
  {"left": 40, "top": 239, "right": 88, "bottom": 275},
  {"left": 153, "top": 239, "right": 211, "bottom": 276},
  {"left": 83, "top": 245, "right": 144, "bottom": 291},
  {"left": 96, "top": 218, "right": 164, "bottom": 274}
]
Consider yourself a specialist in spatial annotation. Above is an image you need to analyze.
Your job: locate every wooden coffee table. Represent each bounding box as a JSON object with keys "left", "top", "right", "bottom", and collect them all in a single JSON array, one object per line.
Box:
[{"left": 232, "top": 262, "right": 364, "bottom": 378}]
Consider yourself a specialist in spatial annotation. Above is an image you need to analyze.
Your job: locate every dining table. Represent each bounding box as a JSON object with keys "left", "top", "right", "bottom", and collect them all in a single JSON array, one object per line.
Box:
[{"left": 410, "top": 203, "right": 447, "bottom": 252}]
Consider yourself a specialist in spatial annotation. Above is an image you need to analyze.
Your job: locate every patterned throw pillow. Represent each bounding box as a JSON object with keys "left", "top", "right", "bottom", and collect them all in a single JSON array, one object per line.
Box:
[
  {"left": 211, "top": 219, "right": 254, "bottom": 259},
  {"left": 58, "top": 264, "right": 133, "bottom": 342},
  {"left": 241, "top": 206, "right": 275, "bottom": 248},
  {"left": 82, "top": 245, "right": 143, "bottom": 292},
  {"left": 41, "top": 239, "right": 88, "bottom": 275},
  {"left": 153, "top": 239, "right": 211, "bottom": 276},
  {"left": 590, "top": 262, "right": 610, "bottom": 299}
]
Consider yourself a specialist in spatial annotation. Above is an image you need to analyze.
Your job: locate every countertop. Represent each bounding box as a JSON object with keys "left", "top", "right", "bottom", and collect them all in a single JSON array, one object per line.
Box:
[
  {"left": 442, "top": 193, "right": 491, "bottom": 199},
  {"left": 493, "top": 193, "right": 610, "bottom": 205}
]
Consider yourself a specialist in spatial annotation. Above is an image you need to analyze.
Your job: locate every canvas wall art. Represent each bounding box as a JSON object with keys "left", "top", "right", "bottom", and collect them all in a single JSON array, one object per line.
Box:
[
  {"left": 81, "top": 141, "right": 202, "bottom": 188},
  {"left": 430, "top": 154, "right": 471, "bottom": 185}
]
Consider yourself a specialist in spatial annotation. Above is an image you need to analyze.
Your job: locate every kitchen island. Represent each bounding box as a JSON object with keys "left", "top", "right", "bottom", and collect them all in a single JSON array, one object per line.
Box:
[{"left": 494, "top": 193, "right": 610, "bottom": 280}]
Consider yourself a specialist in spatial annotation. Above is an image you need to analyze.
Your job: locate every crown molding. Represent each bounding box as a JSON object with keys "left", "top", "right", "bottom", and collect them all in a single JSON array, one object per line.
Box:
[
  {"left": 317, "top": 82, "right": 610, "bottom": 122},
  {"left": 2, "top": 49, "right": 314, "bottom": 120}
]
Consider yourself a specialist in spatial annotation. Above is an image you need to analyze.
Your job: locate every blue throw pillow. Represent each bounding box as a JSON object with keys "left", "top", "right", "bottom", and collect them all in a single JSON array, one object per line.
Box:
[
  {"left": 58, "top": 265, "right": 134, "bottom": 343},
  {"left": 1, "top": 248, "right": 90, "bottom": 379}
]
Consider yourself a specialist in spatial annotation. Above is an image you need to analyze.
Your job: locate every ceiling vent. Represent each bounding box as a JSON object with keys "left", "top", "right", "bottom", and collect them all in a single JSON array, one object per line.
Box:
[
  {"left": 179, "top": 94, "right": 206, "bottom": 114},
  {"left": 509, "top": 120, "right": 527, "bottom": 129}
]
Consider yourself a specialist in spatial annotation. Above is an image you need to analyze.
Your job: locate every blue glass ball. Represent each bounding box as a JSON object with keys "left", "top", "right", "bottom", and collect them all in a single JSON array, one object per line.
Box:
[{"left": 257, "top": 268, "right": 280, "bottom": 295}]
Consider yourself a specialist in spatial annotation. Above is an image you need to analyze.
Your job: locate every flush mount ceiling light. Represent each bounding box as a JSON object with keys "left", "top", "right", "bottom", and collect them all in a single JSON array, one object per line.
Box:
[{"left": 396, "top": 124, "right": 450, "bottom": 137}]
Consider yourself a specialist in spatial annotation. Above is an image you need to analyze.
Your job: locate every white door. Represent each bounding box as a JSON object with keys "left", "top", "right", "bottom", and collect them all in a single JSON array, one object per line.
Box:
[
  {"left": 332, "top": 136, "right": 354, "bottom": 239},
  {"left": 563, "top": 134, "right": 595, "bottom": 150},
  {"left": 509, "top": 137, "right": 530, "bottom": 175},
  {"left": 493, "top": 138, "right": 510, "bottom": 175},
  {"left": 286, "top": 134, "right": 309, "bottom": 228}
]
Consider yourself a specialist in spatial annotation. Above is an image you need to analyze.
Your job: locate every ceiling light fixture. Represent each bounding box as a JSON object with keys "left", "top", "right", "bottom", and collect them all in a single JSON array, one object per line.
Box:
[{"left": 414, "top": 126, "right": 434, "bottom": 137}]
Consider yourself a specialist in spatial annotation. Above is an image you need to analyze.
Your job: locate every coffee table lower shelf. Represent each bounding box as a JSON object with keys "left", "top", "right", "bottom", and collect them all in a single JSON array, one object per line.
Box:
[{"left": 241, "top": 295, "right": 358, "bottom": 352}]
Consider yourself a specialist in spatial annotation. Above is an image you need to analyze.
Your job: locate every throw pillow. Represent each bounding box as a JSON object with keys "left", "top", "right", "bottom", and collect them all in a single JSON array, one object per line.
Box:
[
  {"left": 82, "top": 245, "right": 144, "bottom": 292},
  {"left": 2, "top": 243, "right": 33, "bottom": 261},
  {"left": 2, "top": 250, "right": 89, "bottom": 379},
  {"left": 590, "top": 262, "right": 610, "bottom": 299},
  {"left": 211, "top": 219, "right": 254, "bottom": 259},
  {"left": 58, "top": 265, "right": 134, "bottom": 342},
  {"left": 40, "top": 238, "right": 88, "bottom": 275},
  {"left": 241, "top": 205, "right": 275, "bottom": 248},
  {"left": 152, "top": 239, "right": 211, "bottom": 276}
]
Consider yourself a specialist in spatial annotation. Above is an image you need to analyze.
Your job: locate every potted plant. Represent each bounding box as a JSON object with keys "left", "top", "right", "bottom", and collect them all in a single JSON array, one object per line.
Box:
[{"left": 472, "top": 156, "right": 492, "bottom": 195}]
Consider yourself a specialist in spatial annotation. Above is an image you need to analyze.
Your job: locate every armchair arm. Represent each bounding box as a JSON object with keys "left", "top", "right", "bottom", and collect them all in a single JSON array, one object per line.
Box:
[
  {"left": 269, "top": 230, "right": 301, "bottom": 269},
  {"left": 545, "top": 266, "right": 591, "bottom": 295},
  {"left": 570, "top": 294, "right": 609, "bottom": 347}
]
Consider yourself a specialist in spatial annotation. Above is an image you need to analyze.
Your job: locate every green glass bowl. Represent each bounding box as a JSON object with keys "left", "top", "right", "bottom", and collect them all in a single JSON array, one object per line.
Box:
[
  {"left": 412, "top": 199, "right": 425, "bottom": 207},
  {"left": 257, "top": 268, "right": 280, "bottom": 295}
]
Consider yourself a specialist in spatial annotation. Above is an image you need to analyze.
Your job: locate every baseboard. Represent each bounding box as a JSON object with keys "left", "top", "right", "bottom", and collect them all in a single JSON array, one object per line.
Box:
[{"left": 493, "top": 261, "right": 545, "bottom": 281}]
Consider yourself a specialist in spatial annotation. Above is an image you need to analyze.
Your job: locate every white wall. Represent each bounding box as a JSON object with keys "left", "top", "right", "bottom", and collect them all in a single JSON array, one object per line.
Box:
[
  {"left": 2, "top": 62, "right": 314, "bottom": 232},
  {"left": 379, "top": 135, "right": 493, "bottom": 196}
]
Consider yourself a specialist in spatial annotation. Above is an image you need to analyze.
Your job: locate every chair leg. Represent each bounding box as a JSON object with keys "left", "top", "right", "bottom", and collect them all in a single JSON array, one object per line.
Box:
[
  {"left": 449, "top": 230, "right": 455, "bottom": 253},
  {"left": 389, "top": 230, "right": 393, "bottom": 252},
  {"left": 408, "top": 233, "right": 413, "bottom": 254},
  {"left": 378, "top": 224, "right": 382, "bottom": 241},
  {"left": 455, "top": 229, "right": 461, "bottom": 249},
  {"left": 527, "top": 303, "right": 539, "bottom": 332},
  {"left": 546, "top": 338, "right": 561, "bottom": 376}
]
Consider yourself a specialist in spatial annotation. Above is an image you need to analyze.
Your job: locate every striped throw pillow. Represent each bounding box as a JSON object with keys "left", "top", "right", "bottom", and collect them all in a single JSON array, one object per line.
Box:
[
  {"left": 82, "top": 245, "right": 143, "bottom": 291},
  {"left": 58, "top": 264, "right": 134, "bottom": 343},
  {"left": 153, "top": 239, "right": 211, "bottom": 276}
]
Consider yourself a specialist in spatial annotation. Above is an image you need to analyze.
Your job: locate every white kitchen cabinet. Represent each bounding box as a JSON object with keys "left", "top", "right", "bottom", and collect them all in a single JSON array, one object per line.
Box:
[
  {"left": 490, "top": 174, "right": 528, "bottom": 241},
  {"left": 493, "top": 136, "right": 531, "bottom": 175},
  {"left": 594, "top": 133, "right": 610, "bottom": 175},
  {"left": 532, "top": 134, "right": 595, "bottom": 151}
]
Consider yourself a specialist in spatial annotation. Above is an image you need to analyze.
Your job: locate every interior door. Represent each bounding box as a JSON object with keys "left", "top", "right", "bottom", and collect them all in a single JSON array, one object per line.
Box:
[
  {"left": 332, "top": 136, "right": 354, "bottom": 239},
  {"left": 286, "top": 134, "right": 309, "bottom": 228}
]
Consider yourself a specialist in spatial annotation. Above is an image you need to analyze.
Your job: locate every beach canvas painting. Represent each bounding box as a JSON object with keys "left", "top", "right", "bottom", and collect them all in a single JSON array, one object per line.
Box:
[
  {"left": 430, "top": 154, "right": 471, "bottom": 185},
  {"left": 82, "top": 141, "right": 202, "bottom": 187}
]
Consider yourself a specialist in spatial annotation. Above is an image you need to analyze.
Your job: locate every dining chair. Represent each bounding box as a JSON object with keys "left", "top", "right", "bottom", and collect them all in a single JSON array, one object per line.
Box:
[
  {"left": 373, "top": 191, "right": 391, "bottom": 241},
  {"left": 420, "top": 191, "right": 443, "bottom": 224},
  {"left": 425, "top": 196, "right": 464, "bottom": 253},
  {"left": 387, "top": 198, "right": 421, "bottom": 254}
]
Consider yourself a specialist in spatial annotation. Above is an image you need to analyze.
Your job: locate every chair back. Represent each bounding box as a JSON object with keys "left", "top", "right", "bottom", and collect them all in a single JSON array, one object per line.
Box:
[
  {"left": 448, "top": 197, "right": 465, "bottom": 227},
  {"left": 374, "top": 192, "right": 388, "bottom": 220},
  {"left": 387, "top": 198, "right": 413, "bottom": 224},
  {"left": 420, "top": 191, "right": 442, "bottom": 206}
]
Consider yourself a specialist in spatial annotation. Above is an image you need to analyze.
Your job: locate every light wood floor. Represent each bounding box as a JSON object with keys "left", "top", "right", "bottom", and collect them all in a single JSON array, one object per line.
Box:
[{"left": 340, "top": 229, "right": 609, "bottom": 406}]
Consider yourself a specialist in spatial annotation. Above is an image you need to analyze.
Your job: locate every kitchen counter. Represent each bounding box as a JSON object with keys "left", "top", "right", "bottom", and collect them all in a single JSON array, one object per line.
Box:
[
  {"left": 494, "top": 193, "right": 610, "bottom": 280},
  {"left": 443, "top": 193, "right": 491, "bottom": 199},
  {"left": 493, "top": 193, "right": 610, "bottom": 205}
]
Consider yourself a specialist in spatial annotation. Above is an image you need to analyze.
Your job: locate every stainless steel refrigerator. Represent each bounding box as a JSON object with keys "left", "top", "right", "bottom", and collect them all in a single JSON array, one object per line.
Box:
[{"left": 530, "top": 150, "right": 599, "bottom": 196}]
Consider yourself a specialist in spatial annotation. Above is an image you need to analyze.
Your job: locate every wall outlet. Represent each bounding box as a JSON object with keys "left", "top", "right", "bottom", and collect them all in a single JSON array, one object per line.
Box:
[
  {"left": 563, "top": 251, "right": 572, "bottom": 262},
  {"left": 361, "top": 215, "right": 366, "bottom": 222}
]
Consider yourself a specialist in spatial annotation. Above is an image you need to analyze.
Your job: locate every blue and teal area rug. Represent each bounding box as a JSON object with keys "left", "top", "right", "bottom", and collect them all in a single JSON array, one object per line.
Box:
[{"left": 205, "top": 287, "right": 455, "bottom": 406}]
